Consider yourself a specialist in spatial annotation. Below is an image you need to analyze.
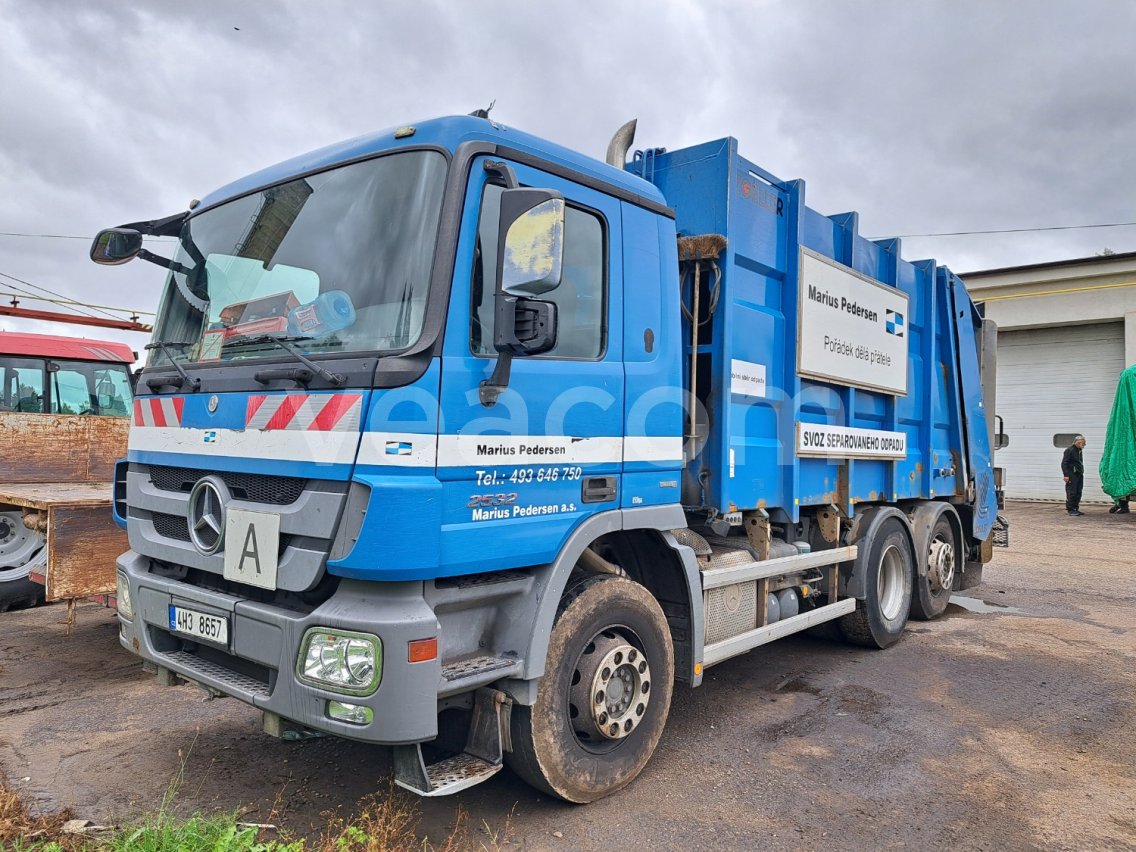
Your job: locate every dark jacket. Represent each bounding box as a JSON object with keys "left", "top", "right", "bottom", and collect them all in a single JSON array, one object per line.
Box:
[{"left": 1061, "top": 444, "right": 1084, "bottom": 477}]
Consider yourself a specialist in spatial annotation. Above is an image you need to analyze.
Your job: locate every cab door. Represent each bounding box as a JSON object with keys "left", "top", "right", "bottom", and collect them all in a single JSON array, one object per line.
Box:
[{"left": 435, "top": 155, "right": 624, "bottom": 577}]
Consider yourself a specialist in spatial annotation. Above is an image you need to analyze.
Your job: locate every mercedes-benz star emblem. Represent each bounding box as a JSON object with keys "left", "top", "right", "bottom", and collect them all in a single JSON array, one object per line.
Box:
[
  {"left": 187, "top": 477, "right": 227, "bottom": 555},
  {"left": 207, "top": 394, "right": 219, "bottom": 413}
]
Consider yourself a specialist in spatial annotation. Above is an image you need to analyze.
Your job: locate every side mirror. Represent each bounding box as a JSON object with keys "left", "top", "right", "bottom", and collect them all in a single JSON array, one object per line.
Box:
[
  {"left": 497, "top": 190, "right": 565, "bottom": 296},
  {"left": 90, "top": 228, "right": 143, "bottom": 265},
  {"left": 479, "top": 187, "right": 565, "bottom": 406},
  {"left": 993, "top": 414, "right": 1009, "bottom": 449},
  {"left": 493, "top": 296, "right": 558, "bottom": 356}
]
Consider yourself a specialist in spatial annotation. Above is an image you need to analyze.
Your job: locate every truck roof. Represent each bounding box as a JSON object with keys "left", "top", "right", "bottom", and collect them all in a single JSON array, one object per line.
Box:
[
  {"left": 196, "top": 115, "right": 669, "bottom": 214},
  {"left": 0, "top": 332, "right": 135, "bottom": 364}
]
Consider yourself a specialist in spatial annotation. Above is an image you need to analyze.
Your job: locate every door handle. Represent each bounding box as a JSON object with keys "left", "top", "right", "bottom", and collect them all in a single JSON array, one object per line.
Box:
[{"left": 582, "top": 476, "right": 617, "bottom": 504}]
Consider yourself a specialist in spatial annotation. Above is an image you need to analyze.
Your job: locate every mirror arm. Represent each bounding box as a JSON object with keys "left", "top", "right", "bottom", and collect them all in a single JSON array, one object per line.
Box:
[
  {"left": 479, "top": 352, "right": 514, "bottom": 407},
  {"left": 120, "top": 212, "right": 188, "bottom": 238},
  {"left": 483, "top": 160, "right": 519, "bottom": 189},
  {"left": 137, "top": 248, "right": 193, "bottom": 275}
]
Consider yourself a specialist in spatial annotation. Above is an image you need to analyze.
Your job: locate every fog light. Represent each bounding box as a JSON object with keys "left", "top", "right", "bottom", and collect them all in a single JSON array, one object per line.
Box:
[
  {"left": 297, "top": 628, "right": 382, "bottom": 696},
  {"left": 328, "top": 701, "right": 373, "bottom": 725},
  {"left": 116, "top": 572, "right": 133, "bottom": 619}
]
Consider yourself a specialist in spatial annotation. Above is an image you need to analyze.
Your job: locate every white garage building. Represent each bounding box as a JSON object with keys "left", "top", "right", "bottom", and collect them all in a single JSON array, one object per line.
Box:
[{"left": 963, "top": 252, "right": 1136, "bottom": 503}]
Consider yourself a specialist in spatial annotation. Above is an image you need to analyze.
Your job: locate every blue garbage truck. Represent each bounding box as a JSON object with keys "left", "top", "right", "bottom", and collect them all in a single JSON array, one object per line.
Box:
[{"left": 92, "top": 114, "right": 1000, "bottom": 802}]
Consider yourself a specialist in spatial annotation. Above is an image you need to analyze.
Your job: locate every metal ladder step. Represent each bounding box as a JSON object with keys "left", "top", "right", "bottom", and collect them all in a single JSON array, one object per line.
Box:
[
  {"left": 393, "top": 688, "right": 511, "bottom": 797},
  {"left": 440, "top": 654, "right": 523, "bottom": 697},
  {"left": 401, "top": 752, "right": 503, "bottom": 797}
]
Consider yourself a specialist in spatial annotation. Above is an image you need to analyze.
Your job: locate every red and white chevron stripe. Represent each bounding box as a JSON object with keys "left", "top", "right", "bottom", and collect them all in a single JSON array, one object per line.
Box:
[
  {"left": 245, "top": 393, "right": 363, "bottom": 432},
  {"left": 133, "top": 397, "right": 184, "bottom": 427}
]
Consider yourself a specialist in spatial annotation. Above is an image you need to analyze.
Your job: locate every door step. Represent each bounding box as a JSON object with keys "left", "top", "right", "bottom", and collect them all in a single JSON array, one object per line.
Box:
[
  {"left": 440, "top": 654, "right": 523, "bottom": 697},
  {"left": 394, "top": 687, "right": 512, "bottom": 797},
  {"left": 395, "top": 751, "right": 503, "bottom": 797}
]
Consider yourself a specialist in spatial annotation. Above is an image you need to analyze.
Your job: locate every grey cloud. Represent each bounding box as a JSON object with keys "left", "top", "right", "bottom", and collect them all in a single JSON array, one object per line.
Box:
[{"left": 1, "top": 0, "right": 1133, "bottom": 348}]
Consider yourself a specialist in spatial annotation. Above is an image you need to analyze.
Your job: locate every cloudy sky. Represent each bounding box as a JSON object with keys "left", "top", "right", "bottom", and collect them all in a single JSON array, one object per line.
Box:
[{"left": 1, "top": 0, "right": 1133, "bottom": 353}]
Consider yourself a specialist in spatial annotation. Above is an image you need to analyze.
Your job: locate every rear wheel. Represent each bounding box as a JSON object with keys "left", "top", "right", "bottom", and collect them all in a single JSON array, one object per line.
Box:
[
  {"left": 0, "top": 511, "right": 45, "bottom": 612},
  {"left": 506, "top": 575, "right": 674, "bottom": 803},
  {"left": 910, "top": 514, "right": 958, "bottom": 620},
  {"left": 839, "top": 516, "right": 914, "bottom": 648}
]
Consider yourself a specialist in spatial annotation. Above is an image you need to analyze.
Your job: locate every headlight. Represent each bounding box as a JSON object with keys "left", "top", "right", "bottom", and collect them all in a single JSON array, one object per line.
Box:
[
  {"left": 297, "top": 628, "right": 382, "bottom": 695},
  {"left": 116, "top": 572, "right": 133, "bottom": 619}
]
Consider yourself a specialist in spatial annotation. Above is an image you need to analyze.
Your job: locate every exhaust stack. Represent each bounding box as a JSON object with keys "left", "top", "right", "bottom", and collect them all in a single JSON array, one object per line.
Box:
[{"left": 605, "top": 119, "right": 637, "bottom": 167}]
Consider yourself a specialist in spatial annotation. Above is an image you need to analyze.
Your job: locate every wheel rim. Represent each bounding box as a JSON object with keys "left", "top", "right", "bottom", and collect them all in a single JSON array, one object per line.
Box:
[
  {"left": 568, "top": 629, "right": 652, "bottom": 747},
  {"left": 877, "top": 544, "right": 905, "bottom": 621},
  {"left": 927, "top": 535, "right": 955, "bottom": 592},
  {"left": 0, "top": 511, "right": 46, "bottom": 583}
]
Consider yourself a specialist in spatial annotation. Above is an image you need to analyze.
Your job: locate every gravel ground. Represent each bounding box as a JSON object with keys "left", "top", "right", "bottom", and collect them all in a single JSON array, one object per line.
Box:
[{"left": 1, "top": 500, "right": 1134, "bottom": 850}]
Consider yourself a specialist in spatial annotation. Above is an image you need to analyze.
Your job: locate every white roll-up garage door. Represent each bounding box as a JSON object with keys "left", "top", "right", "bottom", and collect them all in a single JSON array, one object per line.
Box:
[{"left": 995, "top": 323, "right": 1125, "bottom": 502}]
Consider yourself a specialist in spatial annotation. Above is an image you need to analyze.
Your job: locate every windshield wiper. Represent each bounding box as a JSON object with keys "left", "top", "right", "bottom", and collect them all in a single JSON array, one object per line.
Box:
[
  {"left": 143, "top": 341, "right": 201, "bottom": 392},
  {"left": 226, "top": 334, "right": 345, "bottom": 386}
]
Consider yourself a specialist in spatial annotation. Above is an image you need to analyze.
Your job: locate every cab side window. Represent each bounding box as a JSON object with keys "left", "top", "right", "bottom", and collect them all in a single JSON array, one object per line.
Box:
[
  {"left": 0, "top": 359, "right": 45, "bottom": 413},
  {"left": 51, "top": 367, "right": 92, "bottom": 414},
  {"left": 470, "top": 182, "right": 606, "bottom": 359}
]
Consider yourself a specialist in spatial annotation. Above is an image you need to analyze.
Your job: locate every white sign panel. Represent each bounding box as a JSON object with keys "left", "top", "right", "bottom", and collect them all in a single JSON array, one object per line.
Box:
[
  {"left": 223, "top": 508, "right": 280, "bottom": 590},
  {"left": 798, "top": 248, "right": 909, "bottom": 395},
  {"left": 796, "top": 423, "right": 908, "bottom": 460},
  {"left": 730, "top": 359, "right": 767, "bottom": 398}
]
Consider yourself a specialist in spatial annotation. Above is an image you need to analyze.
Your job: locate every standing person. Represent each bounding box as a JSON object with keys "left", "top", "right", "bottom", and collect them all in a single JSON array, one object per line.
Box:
[{"left": 1062, "top": 435, "right": 1086, "bottom": 516}]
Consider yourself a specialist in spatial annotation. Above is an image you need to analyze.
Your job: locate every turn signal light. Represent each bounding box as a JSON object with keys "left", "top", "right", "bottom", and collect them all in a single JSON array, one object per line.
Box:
[{"left": 408, "top": 637, "right": 438, "bottom": 663}]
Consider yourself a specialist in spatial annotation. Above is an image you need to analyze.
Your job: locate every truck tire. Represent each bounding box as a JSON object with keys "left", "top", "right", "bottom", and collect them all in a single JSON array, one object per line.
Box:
[
  {"left": 0, "top": 510, "right": 45, "bottom": 612},
  {"left": 839, "top": 516, "right": 913, "bottom": 649},
  {"left": 910, "top": 513, "right": 958, "bottom": 620},
  {"left": 506, "top": 574, "right": 674, "bottom": 803}
]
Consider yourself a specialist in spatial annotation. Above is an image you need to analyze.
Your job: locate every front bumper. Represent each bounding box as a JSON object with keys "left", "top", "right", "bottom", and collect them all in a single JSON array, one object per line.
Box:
[{"left": 116, "top": 550, "right": 441, "bottom": 744}]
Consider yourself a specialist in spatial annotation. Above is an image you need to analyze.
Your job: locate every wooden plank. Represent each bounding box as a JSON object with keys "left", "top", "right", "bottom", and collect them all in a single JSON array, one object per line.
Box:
[
  {"left": 44, "top": 504, "right": 126, "bottom": 601},
  {"left": 0, "top": 481, "right": 114, "bottom": 510},
  {"left": 0, "top": 412, "right": 128, "bottom": 483},
  {"left": 86, "top": 416, "right": 129, "bottom": 480}
]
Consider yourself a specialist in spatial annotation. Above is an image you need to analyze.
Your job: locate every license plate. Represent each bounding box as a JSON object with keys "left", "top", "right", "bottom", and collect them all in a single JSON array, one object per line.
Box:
[
  {"left": 169, "top": 605, "right": 229, "bottom": 645},
  {"left": 223, "top": 508, "right": 280, "bottom": 590}
]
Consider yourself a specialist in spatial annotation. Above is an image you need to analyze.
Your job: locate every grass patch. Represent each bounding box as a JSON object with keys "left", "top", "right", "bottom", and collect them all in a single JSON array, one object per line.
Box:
[
  {"left": 1, "top": 781, "right": 85, "bottom": 851},
  {"left": 0, "top": 776, "right": 509, "bottom": 851}
]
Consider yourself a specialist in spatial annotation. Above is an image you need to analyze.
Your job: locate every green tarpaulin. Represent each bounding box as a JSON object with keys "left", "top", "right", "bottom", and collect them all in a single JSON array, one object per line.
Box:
[{"left": 1100, "top": 364, "right": 1136, "bottom": 500}]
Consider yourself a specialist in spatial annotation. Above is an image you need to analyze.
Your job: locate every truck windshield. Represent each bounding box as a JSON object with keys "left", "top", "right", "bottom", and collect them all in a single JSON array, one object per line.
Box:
[{"left": 148, "top": 149, "right": 447, "bottom": 368}]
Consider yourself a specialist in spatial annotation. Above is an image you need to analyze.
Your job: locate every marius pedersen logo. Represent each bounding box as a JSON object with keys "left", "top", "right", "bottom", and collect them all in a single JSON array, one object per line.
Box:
[
  {"left": 385, "top": 440, "right": 413, "bottom": 456},
  {"left": 886, "top": 309, "right": 905, "bottom": 337},
  {"left": 203, "top": 430, "right": 218, "bottom": 443}
]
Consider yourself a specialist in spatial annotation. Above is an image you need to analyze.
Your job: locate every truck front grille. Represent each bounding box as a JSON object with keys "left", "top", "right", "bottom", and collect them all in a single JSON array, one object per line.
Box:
[
  {"left": 148, "top": 465, "right": 306, "bottom": 505},
  {"left": 152, "top": 512, "right": 192, "bottom": 542}
]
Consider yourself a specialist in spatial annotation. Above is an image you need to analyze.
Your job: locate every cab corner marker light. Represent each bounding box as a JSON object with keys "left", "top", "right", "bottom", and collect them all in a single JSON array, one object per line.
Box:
[
  {"left": 408, "top": 637, "right": 438, "bottom": 663},
  {"left": 394, "top": 126, "right": 416, "bottom": 139}
]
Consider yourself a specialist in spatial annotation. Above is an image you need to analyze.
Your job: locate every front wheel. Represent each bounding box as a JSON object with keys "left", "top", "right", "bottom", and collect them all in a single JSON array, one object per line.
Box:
[
  {"left": 839, "top": 516, "right": 914, "bottom": 649},
  {"left": 506, "top": 575, "right": 674, "bottom": 803}
]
